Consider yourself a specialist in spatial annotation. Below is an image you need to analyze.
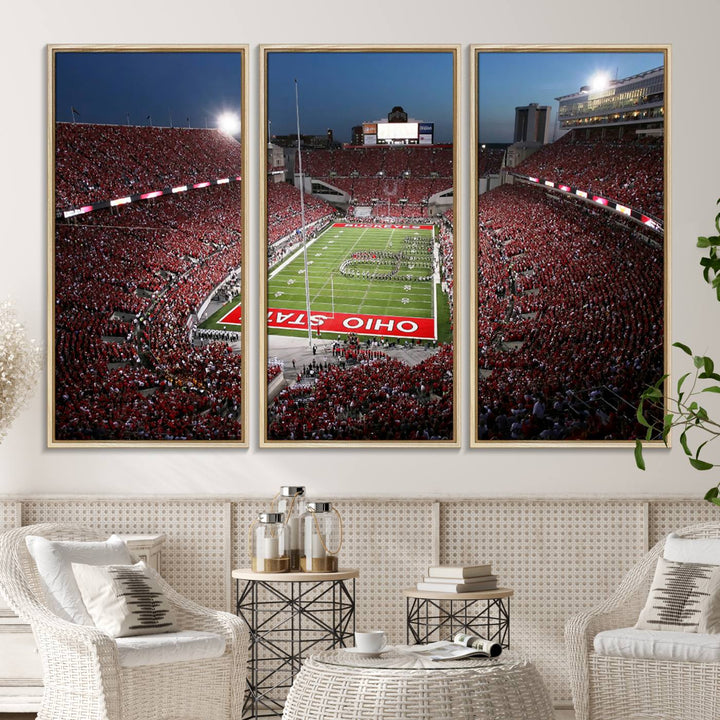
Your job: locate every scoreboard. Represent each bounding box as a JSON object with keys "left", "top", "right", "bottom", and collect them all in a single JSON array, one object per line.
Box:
[{"left": 362, "top": 121, "right": 434, "bottom": 145}]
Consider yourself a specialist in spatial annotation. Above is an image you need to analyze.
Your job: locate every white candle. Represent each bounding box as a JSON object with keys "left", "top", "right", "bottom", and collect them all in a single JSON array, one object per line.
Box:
[
  {"left": 304, "top": 518, "right": 313, "bottom": 560},
  {"left": 311, "top": 532, "right": 326, "bottom": 559},
  {"left": 264, "top": 536, "right": 279, "bottom": 559},
  {"left": 255, "top": 527, "right": 265, "bottom": 571}
]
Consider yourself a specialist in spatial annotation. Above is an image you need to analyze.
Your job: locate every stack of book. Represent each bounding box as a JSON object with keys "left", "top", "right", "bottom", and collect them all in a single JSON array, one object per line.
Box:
[{"left": 416, "top": 564, "right": 498, "bottom": 593}]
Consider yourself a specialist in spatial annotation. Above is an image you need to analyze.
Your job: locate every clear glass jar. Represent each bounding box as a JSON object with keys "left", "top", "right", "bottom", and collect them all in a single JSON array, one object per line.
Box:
[
  {"left": 277, "top": 486, "right": 306, "bottom": 571},
  {"left": 301, "top": 501, "right": 342, "bottom": 573},
  {"left": 251, "top": 512, "right": 290, "bottom": 573}
]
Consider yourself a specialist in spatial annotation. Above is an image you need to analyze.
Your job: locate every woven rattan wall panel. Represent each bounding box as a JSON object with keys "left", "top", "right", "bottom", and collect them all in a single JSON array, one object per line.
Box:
[
  {"left": 232, "top": 499, "right": 434, "bottom": 646},
  {"left": 0, "top": 501, "right": 18, "bottom": 531},
  {"left": 440, "top": 500, "right": 646, "bottom": 704},
  {"left": 339, "top": 500, "right": 434, "bottom": 644},
  {"left": 648, "top": 500, "right": 720, "bottom": 545},
  {"left": 22, "top": 500, "right": 227, "bottom": 610}
]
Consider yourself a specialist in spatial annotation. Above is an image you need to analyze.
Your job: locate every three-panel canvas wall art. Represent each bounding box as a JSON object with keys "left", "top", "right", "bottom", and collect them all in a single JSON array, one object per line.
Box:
[{"left": 48, "top": 44, "right": 668, "bottom": 448}]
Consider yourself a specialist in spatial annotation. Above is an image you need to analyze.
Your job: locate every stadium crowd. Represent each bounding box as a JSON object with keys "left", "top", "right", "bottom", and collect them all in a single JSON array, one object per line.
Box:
[
  {"left": 299, "top": 145, "right": 452, "bottom": 218},
  {"left": 266, "top": 181, "right": 335, "bottom": 245},
  {"left": 476, "top": 183, "right": 663, "bottom": 441},
  {"left": 55, "top": 181, "right": 244, "bottom": 441},
  {"left": 512, "top": 132, "right": 663, "bottom": 220},
  {"left": 267, "top": 345, "right": 453, "bottom": 440},
  {"left": 56, "top": 124, "right": 243, "bottom": 210},
  {"left": 478, "top": 147, "right": 505, "bottom": 177}
]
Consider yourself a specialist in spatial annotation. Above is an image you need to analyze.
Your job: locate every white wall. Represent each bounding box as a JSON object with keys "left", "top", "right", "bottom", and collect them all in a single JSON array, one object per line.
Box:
[{"left": 1, "top": 0, "right": 719, "bottom": 498}]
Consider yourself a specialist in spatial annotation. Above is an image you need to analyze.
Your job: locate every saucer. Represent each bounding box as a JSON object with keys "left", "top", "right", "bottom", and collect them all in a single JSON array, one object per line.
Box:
[{"left": 343, "top": 647, "right": 390, "bottom": 657}]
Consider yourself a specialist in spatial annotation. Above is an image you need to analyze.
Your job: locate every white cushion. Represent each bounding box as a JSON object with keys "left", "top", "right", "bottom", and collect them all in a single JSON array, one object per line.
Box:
[
  {"left": 72, "top": 561, "right": 178, "bottom": 638},
  {"left": 595, "top": 627, "right": 720, "bottom": 663},
  {"left": 25, "top": 535, "right": 133, "bottom": 625},
  {"left": 115, "top": 630, "right": 226, "bottom": 668},
  {"left": 664, "top": 532, "right": 720, "bottom": 565}
]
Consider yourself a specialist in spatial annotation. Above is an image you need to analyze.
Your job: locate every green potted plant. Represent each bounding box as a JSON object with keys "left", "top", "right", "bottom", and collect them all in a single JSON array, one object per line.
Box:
[{"left": 635, "top": 199, "right": 720, "bottom": 506}]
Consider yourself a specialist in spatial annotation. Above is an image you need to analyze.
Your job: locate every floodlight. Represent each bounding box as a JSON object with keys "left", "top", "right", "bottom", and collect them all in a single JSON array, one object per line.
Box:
[
  {"left": 589, "top": 73, "right": 610, "bottom": 92},
  {"left": 218, "top": 112, "right": 241, "bottom": 135}
]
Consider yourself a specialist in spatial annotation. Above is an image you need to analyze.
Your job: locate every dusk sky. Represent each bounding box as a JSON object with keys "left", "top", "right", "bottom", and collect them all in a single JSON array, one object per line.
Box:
[
  {"left": 267, "top": 51, "right": 454, "bottom": 143},
  {"left": 478, "top": 51, "right": 665, "bottom": 143},
  {"left": 55, "top": 51, "right": 243, "bottom": 128}
]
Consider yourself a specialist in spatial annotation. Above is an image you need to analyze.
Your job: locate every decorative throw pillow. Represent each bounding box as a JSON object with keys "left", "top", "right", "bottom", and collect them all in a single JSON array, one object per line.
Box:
[
  {"left": 664, "top": 532, "right": 720, "bottom": 565},
  {"left": 25, "top": 534, "right": 134, "bottom": 625},
  {"left": 635, "top": 557, "right": 720, "bottom": 633},
  {"left": 71, "top": 560, "right": 178, "bottom": 638}
]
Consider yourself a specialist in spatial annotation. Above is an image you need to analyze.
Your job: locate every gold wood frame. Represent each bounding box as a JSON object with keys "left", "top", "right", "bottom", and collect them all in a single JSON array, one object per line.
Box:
[
  {"left": 48, "top": 45, "right": 249, "bottom": 447},
  {"left": 470, "top": 45, "right": 671, "bottom": 448},
  {"left": 260, "top": 45, "right": 460, "bottom": 447}
]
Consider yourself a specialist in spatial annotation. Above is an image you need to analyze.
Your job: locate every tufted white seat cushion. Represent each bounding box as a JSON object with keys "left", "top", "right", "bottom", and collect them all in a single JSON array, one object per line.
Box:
[
  {"left": 115, "top": 630, "right": 226, "bottom": 668},
  {"left": 594, "top": 627, "right": 720, "bottom": 663}
]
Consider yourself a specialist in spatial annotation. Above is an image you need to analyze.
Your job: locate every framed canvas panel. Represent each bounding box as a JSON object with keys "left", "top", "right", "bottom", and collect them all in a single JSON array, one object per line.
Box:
[
  {"left": 260, "top": 45, "right": 459, "bottom": 447},
  {"left": 470, "top": 45, "right": 670, "bottom": 446},
  {"left": 49, "top": 45, "right": 248, "bottom": 446}
]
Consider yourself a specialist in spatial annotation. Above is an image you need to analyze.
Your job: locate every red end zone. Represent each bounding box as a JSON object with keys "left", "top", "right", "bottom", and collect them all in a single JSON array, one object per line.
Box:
[
  {"left": 218, "top": 306, "right": 435, "bottom": 340},
  {"left": 332, "top": 222, "right": 434, "bottom": 230}
]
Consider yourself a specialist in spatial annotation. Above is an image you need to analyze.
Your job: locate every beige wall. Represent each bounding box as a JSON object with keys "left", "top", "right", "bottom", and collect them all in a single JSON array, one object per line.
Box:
[{"left": 1, "top": 0, "right": 720, "bottom": 497}]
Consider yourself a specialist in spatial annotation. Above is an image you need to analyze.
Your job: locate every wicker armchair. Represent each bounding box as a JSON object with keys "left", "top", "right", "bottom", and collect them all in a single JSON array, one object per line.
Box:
[
  {"left": 565, "top": 521, "right": 720, "bottom": 720},
  {"left": 0, "top": 523, "right": 248, "bottom": 720}
]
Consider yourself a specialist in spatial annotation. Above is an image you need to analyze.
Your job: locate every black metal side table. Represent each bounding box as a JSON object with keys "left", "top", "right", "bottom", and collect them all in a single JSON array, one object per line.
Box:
[
  {"left": 233, "top": 568, "right": 359, "bottom": 719},
  {"left": 404, "top": 587, "right": 513, "bottom": 648}
]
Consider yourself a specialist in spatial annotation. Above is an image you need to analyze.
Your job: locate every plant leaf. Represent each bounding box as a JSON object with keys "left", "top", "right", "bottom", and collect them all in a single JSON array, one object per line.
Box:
[
  {"left": 705, "top": 486, "right": 720, "bottom": 501},
  {"left": 689, "top": 458, "right": 714, "bottom": 471},
  {"left": 673, "top": 341, "right": 692, "bottom": 356},
  {"left": 680, "top": 430, "right": 691, "bottom": 456},
  {"left": 634, "top": 439, "right": 646, "bottom": 471},
  {"left": 663, "top": 414, "right": 674, "bottom": 440}
]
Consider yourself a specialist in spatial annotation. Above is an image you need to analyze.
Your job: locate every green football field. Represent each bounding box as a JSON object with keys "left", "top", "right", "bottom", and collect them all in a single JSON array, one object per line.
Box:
[
  {"left": 201, "top": 223, "right": 452, "bottom": 342},
  {"left": 269, "top": 224, "right": 444, "bottom": 338}
]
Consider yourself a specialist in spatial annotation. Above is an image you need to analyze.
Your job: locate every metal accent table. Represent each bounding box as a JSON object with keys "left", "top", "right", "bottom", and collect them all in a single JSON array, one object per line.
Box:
[
  {"left": 404, "top": 587, "right": 513, "bottom": 648},
  {"left": 233, "top": 568, "right": 359, "bottom": 719}
]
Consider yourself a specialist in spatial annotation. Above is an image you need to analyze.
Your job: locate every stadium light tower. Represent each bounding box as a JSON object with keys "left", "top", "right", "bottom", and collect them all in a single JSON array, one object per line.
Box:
[
  {"left": 218, "top": 112, "right": 241, "bottom": 136},
  {"left": 294, "top": 79, "right": 314, "bottom": 348},
  {"left": 589, "top": 72, "right": 610, "bottom": 93}
]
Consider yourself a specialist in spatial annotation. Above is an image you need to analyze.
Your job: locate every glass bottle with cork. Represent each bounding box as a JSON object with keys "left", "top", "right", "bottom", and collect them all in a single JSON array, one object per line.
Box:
[
  {"left": 276, "top": 486, "right": 306, "bottom": 572},
  {"left": 251, "top": 512, "right": 290, "bottom": 573},
  {"left": 300, "top": 501, "right": 343, "bottom": 573}
]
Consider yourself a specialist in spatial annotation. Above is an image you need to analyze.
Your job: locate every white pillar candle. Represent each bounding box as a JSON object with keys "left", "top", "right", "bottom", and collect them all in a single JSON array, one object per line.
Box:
[
  {"left": 264, "top": 536, "right": 279, "bottom": 559},
  {"left": 304, "top": 518, "right": 313, "bottom": 560},
  {"left": 311, "top": 532, "right": 326, "bottom": 559},
  {"left": 255, "top": 527, "right": 265, "bottom": 571}
]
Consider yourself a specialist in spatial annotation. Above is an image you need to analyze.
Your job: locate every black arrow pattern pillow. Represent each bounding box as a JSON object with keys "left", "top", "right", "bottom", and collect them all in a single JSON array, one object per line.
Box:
[
  {"left": 72, "top": 560, "right": 178, "bottom": 638},
  {"left": 635, "top": 557, "right": 720, "bottom": 633}
]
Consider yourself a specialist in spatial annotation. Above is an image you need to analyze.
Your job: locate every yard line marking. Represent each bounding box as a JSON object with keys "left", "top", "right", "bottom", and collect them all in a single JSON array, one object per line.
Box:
[{"left": 268, "top": 227, "right": 330, "bottom": 280}]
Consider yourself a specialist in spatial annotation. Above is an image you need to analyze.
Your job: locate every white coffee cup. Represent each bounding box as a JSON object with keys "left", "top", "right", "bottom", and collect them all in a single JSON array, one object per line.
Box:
[{"left": 354, "top": 630, "right": 387, "bottom": 654}]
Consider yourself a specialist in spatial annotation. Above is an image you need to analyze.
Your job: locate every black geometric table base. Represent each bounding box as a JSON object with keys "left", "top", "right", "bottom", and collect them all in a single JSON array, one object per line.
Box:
[
  {"left": 236, "top": 575, "right": 356, "bottom": 719},
  {"left": 406, "top": 595, "right": 510, "bottom": 648}
]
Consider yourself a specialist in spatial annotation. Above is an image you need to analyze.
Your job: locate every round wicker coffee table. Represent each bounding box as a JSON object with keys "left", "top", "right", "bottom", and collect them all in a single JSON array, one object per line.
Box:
[{"left": 282, "top": 647, "right": 554, "bottom": 720}]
